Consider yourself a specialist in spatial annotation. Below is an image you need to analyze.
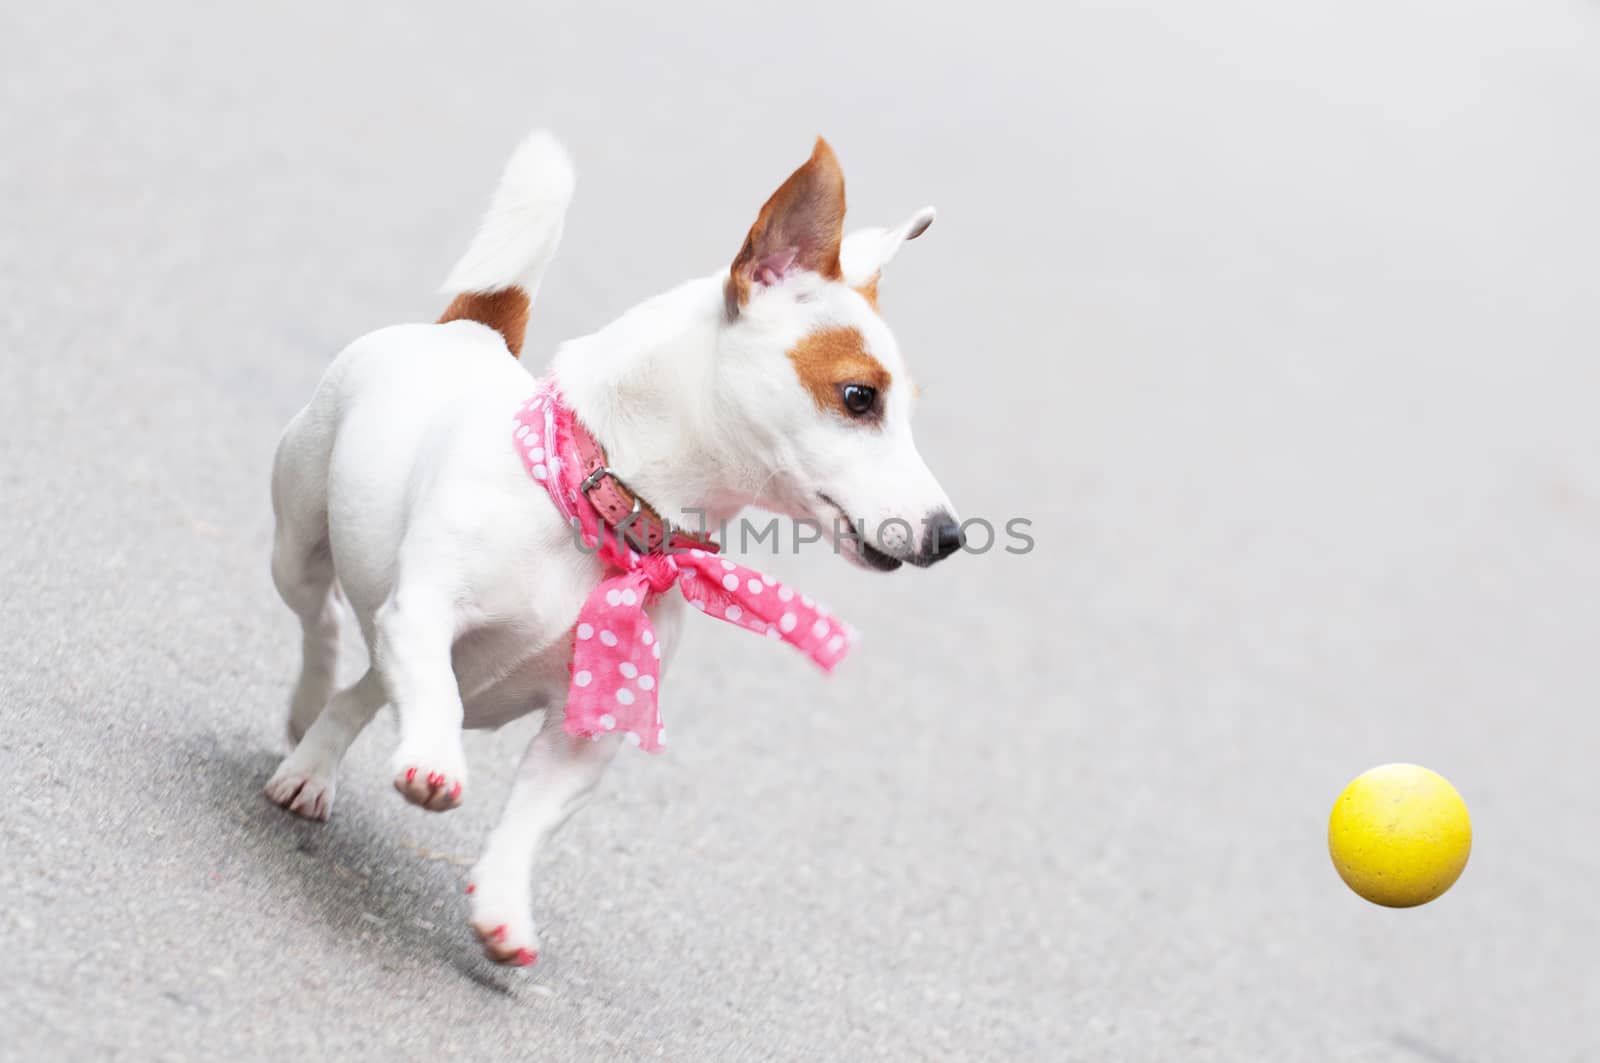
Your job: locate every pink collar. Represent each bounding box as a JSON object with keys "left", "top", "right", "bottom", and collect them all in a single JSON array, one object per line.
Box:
[{"left": 514, "top": 382, "right": 855, "bottom": 751}]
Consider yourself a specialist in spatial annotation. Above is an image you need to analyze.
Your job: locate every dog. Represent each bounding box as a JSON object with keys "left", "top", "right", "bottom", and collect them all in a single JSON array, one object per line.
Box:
[{"left": 263, "top": 129, "right": 961, "bottom": 965}]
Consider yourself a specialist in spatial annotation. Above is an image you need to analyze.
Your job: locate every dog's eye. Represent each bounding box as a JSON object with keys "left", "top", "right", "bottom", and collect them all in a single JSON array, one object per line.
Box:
[{"left": 840, "top": 384, "right": 877, "bottom": 417}]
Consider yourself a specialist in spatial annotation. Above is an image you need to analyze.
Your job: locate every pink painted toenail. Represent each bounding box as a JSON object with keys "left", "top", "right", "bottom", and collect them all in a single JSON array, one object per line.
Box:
[
  {"left": 449, "top": 781, "right": 462, "bottom": 800},
  {"left": 405, "top": 767, "right": 417, "bottom": 784},
  {"left": 465, "top": 883, "right": 475, "bottom": 895},
  {"left": 514, "top": 948, "right": 537, "bottom": 966},
  {"left": 490, "top": 924, "right": 507, "bottom": 941},
  {"left": 427, "top": 772, "right": 443, "bottom": 787}
]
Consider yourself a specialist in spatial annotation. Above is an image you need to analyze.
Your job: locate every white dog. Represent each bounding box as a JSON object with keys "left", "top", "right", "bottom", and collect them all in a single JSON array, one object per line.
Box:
[{"left": 264, "top": 130, "right": 961, "bottom": 965}]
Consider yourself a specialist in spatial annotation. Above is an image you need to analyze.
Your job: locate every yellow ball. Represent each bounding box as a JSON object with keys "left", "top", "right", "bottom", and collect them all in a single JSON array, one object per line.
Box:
[{"left": 1328, "top": 763, "right": 1472, "bottom": 908}]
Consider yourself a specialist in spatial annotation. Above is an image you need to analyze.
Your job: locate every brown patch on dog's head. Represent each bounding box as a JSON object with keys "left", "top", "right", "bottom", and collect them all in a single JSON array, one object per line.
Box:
[
  {"left": 726, "top": 138, "right": 847, "bottom": 319},
  {"left": 854, "top": 277, "right": 880, "bottom": 311},
  {"left": 438, "top": 287, "right": 531, "bottom": 357},
  {"left": 788, "top": 326, "right": 891, "bottom": 418}
]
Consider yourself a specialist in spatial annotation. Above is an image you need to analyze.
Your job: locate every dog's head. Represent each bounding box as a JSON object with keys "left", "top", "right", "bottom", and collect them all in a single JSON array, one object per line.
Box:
[{"left": 716, "top": 139, "right": 959, "bottom": 571}]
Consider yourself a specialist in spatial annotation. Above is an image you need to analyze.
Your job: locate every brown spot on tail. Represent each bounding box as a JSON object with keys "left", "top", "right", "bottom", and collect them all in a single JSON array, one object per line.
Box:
[{"left": 438, "top": 287, "right": 531, "bottom": 357}]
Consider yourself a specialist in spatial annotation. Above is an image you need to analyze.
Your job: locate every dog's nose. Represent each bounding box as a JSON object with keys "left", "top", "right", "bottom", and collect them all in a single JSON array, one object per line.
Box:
[{"left": 925, "top": 511, "right": 963, "bottom": 564}]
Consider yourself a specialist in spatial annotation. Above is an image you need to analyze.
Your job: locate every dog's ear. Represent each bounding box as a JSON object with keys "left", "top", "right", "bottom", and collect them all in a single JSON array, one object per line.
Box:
[
  {"left": 726, "top": 138, "right": 846, "bottom": 318},
  {"left": 840, "top": 207, "right": 935, "bottom": 309}
]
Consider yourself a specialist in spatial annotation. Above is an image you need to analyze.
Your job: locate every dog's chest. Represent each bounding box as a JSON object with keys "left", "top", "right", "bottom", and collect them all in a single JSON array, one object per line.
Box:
[
  {"left": 452, "top": 564, "right": 688, "bottom": 732},
  {"left": 454, "top": 619, "right": 574, "bottom": 729}
]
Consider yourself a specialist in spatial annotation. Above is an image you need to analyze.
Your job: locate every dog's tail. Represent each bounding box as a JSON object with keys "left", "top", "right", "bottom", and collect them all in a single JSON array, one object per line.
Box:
[{"left": 437, "top": 130, "right": 576, "bottom": 358}]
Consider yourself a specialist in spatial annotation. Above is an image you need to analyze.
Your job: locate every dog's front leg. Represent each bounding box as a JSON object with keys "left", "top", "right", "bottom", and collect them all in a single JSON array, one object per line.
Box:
[
  {"left": 467, "top": 708, "right": 621, "bottom": 964},
  {"left": 373, "top": 590, "right": 469, "bottom": 811}
]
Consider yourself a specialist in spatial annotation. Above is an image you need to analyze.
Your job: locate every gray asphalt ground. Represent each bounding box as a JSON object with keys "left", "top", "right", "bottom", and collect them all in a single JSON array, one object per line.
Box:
[{"left": 4, "top": 1, "right": 1599, "bottom": 1059}]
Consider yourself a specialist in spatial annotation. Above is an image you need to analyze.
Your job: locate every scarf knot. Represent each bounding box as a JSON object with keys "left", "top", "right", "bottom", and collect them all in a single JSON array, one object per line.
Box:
[{"left": 638, "top": 553, "right": 680, "bottom": 595}]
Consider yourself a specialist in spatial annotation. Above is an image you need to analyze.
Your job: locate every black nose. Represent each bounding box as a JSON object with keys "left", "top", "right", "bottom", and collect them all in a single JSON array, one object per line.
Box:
[{"left": 926, "top": 511, "right": 963, "bottom": 564}]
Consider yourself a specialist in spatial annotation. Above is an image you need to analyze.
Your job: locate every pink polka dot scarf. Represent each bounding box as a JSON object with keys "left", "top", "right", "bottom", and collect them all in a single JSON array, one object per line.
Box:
[{"left": 514, "top": 383, "right": 855, "bottom": 751}]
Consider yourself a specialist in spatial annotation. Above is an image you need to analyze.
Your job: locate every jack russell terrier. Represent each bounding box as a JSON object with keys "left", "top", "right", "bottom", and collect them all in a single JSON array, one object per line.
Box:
[{"left": 263, "top": 130, "right": 961, "bottom": 965}]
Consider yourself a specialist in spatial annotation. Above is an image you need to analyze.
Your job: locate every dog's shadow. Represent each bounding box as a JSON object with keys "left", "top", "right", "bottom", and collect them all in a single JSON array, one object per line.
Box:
[{"left": 183, "top": 731, "right": 523, "bottom": 996}]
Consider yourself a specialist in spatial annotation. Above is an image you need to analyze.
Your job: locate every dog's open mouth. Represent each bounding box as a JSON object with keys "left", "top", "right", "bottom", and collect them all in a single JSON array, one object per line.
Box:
[{"left": 817, "top": 494, "right": 903, "bottom": 572}]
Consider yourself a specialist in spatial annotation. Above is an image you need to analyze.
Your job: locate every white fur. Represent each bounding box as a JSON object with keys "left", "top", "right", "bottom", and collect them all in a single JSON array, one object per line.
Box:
[
  {"left": 263, "top": 131, "right": 954, "bottom": 965},
  {"left": 840, "top": 205, "right": 935, "bottom": 288},
  {"left": 439, "top": 130, "right": 575, "bottom": 297}
]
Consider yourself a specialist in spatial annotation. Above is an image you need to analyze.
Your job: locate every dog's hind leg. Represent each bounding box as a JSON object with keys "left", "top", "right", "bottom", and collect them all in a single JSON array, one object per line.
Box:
[
  {"left": 373, "top": 585, "right": 472, "bottom": 812},
  {"left": 280, "top": 572, "right": 341, "bottom": 745},
  {"left": 465, "top": 710, "right": 622, "bottom": 965},
  {"left": 264, "top": 669, "right": 385, "bottom": 821},
  {"left": 270, "top": 409, "right": 343, "bottom": 745}
]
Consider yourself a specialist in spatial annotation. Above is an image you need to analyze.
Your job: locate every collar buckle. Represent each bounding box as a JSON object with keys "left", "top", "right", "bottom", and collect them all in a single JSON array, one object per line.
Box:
[{"left": 580, "top": 463, "right": 672, "bottom": 551}]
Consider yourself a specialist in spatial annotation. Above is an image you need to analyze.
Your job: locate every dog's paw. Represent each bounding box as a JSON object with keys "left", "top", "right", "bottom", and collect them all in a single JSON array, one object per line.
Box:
[
  {"left": 465, "top": 875, "right": 540, "bottom": 966},
  {"left": 264, "top": 761, "right": 336, "bottom": 822},
  {"left": 390, "top": 746, "right": 467, "bottom": 812}
]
